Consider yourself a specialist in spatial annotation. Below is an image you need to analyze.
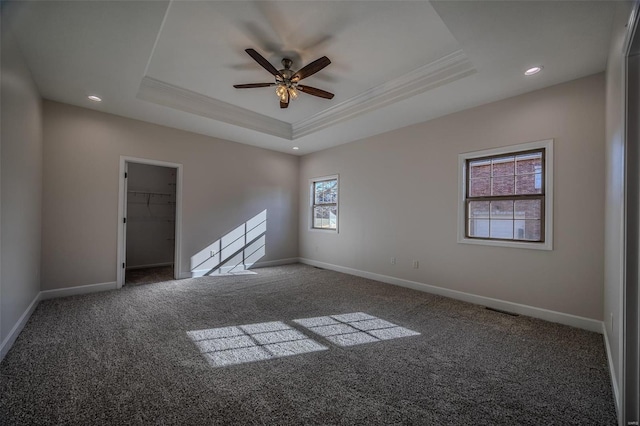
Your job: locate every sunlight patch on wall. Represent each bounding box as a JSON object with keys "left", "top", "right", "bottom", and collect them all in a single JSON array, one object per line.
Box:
[
  {"left": 189, "top": 210, "right": 266, "bottom": 276},
  {"left": 293, "top": 312, "right": 420, "bottom": 347},
  {"left": 188, "top": 321, "right": 327, "bottom": 367}
]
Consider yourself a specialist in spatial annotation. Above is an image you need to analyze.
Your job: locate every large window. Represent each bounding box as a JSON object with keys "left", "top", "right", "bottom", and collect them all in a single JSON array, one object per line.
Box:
[
  {"left": 458, "top": 140, "right": 553, "bottom": 250},
  {"left": 311, "top": 175, "right": 338, "bottom": 231}
]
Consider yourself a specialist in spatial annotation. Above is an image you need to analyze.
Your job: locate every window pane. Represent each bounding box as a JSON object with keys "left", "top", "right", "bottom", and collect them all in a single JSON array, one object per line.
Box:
[
  {"left": 468, "top": 219, "right": 490, "bottom": 238},
  {"left": 515, "top": 153, "right": 542, "bottom": 174},
  {"left": 313, "top": 205, "right": 337, "bottom": 229},
  {"left": 515, "top": 174, "right": 542, "bottom": 194},
  {"left": 514, "top": 199, "right": 541, "bottom": 219},
  {"left": 490, "top": 200, "right": 514, "bottom": 219},
  {"left": 514, "top": 219, "right": 541, "bottom": 241},
  {"left": 490, "top": 219, "right": 514, "bottom": 239},
  {"left": 492, "top": 175, "right": 515, "bottom": 196},
  {"left": 313, "top": 206, "right": 324, "bottom": 228},
  {"left": 314, "top": 182, "right": 323, "bottom": 204},
  {"left": 326, "top": 180, "right": 337, "bottom": 203},
  {"left": 492, "top": 157, "right": 515, "bottom": 176},
  {"left": 469, "top": 160, "right": 491, "bottom": 178},
  {"left": 469, "top": 178, "right": 490, "bottom": 197},
  {"left": 328, "top": 206, "right": 337, "bottom": 229},
  {"left": 314, "top": 206, "right": 328, "bottom": 229},
  {"left": 315, "top": 179, "right": 338, "bottom": 205},
  {"left": 469, "top": 201, "right": 490, "bottom": 219}
]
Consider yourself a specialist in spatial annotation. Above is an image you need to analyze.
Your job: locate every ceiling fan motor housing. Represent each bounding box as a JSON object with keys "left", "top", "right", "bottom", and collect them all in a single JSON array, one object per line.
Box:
[
  {"left": 281, "top": 58, "right": 293, "bottom": 70},
  {"left": 277, "top": 58, "right": 297, "bottom": 87}
]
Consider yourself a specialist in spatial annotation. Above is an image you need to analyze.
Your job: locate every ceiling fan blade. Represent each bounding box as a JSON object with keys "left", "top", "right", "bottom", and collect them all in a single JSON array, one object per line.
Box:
[
  {"left": 293, "top": 56, "right": 331, "bottom": 81},
  {"left": 245, "top": 48, "right": 283, "bottom": 79},
  {"left": 233, "top": 83, "right": 276, "bottom": 88},
  {"left": 297, "top": 85, "right": 335, "bottom": 99},
  {"left": 280, "top": 90, "right": 289, "bottom": 108}
]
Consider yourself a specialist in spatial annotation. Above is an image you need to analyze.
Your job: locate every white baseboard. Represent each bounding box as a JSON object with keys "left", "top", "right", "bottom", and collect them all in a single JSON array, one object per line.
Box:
[
  {"left": 180, "top": 257, "right": 299, "bottom": 279},
  {"left": 40, "top": 281, "right": 118, "bottom": 300},
  {"left": 602, "top": 324, "right": 621, "bottom": 420},
  {"left": 0, "top": 291, "right": 41, "bottom": 362},
  {"left": 125, "top": 262, "right": 173, "bottom": 271},
  {"left": 299, "top": 258, "right": 604, "bottom": 333}
]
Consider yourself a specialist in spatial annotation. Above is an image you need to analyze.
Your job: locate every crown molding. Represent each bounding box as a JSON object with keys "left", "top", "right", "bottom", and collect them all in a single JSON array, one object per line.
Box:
[
  {"left": 291, "top": 50, "right": 476, "bottom": 139},
  {"left": 137, "top": 76, "right": 292, "bottom": 139},
  {"left": 137, "top": 50, "right": 475, "bottom": 141}
]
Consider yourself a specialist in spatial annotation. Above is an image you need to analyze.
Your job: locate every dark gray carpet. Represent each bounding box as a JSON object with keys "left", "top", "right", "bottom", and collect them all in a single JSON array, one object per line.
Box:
[
  {"left": 0, "top": 264, "right": 616, "bottom": 425},
  {"left": 125, "top": 265, "right": 174, "bottom": 286}
]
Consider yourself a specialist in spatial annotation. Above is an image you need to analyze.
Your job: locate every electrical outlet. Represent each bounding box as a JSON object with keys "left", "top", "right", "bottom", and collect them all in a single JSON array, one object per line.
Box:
[
  {"left": 391, "top": 257, "right": 396, "bottom": 265},
  {"left": 412, "top": 260, "right": 419, "bottom": 269}
]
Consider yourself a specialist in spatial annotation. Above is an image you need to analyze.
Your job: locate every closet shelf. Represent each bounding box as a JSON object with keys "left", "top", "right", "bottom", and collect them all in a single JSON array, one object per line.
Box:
[
  {"left": 128, "top": 190, "right": 174, "bottom": 197},
  {"left": 128, "top": 201, "right": 176, "bottom": 206},
  {"left": 127, "top": 217, "right": 176, "bottom": 223}
]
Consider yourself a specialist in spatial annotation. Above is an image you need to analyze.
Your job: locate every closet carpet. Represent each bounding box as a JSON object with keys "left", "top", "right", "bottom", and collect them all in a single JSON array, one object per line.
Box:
[
  {"left": 125, "top": 265, "right": 174, "bottom": 286},
  {"left": 0, "top": 264, "right": 616, "bottom": 425}
]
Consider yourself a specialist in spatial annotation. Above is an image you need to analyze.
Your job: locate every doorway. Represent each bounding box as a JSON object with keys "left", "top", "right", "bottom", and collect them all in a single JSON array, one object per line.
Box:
[{"left": 117, "top": 157, "right": 183, "bottom": 288}]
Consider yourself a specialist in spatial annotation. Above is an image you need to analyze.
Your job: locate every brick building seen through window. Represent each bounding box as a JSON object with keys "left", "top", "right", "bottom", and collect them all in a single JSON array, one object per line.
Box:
[{"left": 466, "top": 150, "right": 544, "bottom": 241}]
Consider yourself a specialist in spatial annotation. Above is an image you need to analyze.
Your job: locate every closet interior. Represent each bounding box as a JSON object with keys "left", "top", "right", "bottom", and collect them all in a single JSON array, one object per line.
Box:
[{"left": 124, "top": 162, "right": 177, "bottom": 285}]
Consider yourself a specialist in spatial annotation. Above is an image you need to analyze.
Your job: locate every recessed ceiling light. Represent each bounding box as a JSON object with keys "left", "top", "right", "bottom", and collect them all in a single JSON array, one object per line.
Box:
[
  {"left": 524, "top": 66, "right": 543, "bottom": 76},
  {"left": 292, "top": 147, "right": 299, "bottom": 150},
  {"left": 87, "top": 95, "right": 102, "bottom": 102}
]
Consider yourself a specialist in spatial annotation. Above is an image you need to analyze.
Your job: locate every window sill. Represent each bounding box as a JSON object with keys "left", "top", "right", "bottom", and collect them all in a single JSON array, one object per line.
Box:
[
  {"left": 457, "top": 237, "right": 552, "bottom": 251},
  {"left": 309, "top": 228, "right": 338, "bottom": 234}
]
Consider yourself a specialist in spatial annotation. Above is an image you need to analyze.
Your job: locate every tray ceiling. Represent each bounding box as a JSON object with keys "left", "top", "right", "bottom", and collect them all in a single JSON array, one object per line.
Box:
[{"left": 3, "top": 1, "right": 616, "bottom": 154}]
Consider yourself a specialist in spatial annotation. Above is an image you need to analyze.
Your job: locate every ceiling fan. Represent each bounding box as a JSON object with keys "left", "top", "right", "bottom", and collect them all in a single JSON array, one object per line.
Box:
[{"left": 234, "top": 48, "right": 334, "bottom": 109}]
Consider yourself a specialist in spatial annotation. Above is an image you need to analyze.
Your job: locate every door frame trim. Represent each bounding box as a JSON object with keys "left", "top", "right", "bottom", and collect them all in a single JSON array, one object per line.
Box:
[
  {"left": 622, "top": 2, "right": 640, "bottom": 424},
  {"left": 116, "top": 156, "right": 183, "bottom": 288}
]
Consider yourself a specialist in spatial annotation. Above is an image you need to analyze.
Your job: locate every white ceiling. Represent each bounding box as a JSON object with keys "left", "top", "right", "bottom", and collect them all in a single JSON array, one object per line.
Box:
[{"left": 3, "top": 1, "right": 616, "bottom": 155}]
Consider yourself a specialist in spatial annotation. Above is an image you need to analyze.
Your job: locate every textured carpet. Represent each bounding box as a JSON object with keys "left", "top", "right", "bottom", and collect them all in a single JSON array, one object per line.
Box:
[
  {"left": 0, "top": 264, "right": 616, "bottom": 425},
  {"left": 125, "top": 265, "right": 174, "bottom": 286}
]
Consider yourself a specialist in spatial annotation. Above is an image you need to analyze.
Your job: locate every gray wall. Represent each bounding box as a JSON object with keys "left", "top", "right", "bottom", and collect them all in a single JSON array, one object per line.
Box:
[
  {"left": 300, "top": 73, "right": 605, "bottom": 320},
  {"left": 42, "top": 101, "right": 299, "bottom": 290},
  {"left": 604, "top": 1, "right": 635, "bottom": 416},
  {"left": 0, "top": 28, "right": 43, "bottom": 344}
]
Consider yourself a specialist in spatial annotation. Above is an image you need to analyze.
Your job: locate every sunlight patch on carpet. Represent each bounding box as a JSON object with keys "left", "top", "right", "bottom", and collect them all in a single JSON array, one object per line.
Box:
[
  {"left": 293, "top": 312, "right": 420, "bottom": 347},
  {"left": 188, "top": 321, "right": 327, "bottom": 367}
]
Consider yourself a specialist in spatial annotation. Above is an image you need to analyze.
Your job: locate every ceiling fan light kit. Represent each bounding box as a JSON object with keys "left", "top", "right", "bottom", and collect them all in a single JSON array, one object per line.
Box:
[{"left": 234, "top": 48, "right": 334, "bottom": 109}]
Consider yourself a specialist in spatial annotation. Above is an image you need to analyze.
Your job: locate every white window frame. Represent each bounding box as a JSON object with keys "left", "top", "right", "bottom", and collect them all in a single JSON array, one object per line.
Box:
[
  {"left": 309, "top": 174, "right": 339, "bottom": 233},
  {"left": 457, "top": 139, "right": 553, "bottom": 250}
]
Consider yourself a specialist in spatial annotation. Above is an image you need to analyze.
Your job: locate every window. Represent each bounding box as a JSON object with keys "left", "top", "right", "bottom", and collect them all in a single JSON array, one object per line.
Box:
[
  {"left": 458, "top": 139, "right": 553, "bottom": 250},
  {"left": 311, "top": 175, "right": 338, "bottom": 231}
]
